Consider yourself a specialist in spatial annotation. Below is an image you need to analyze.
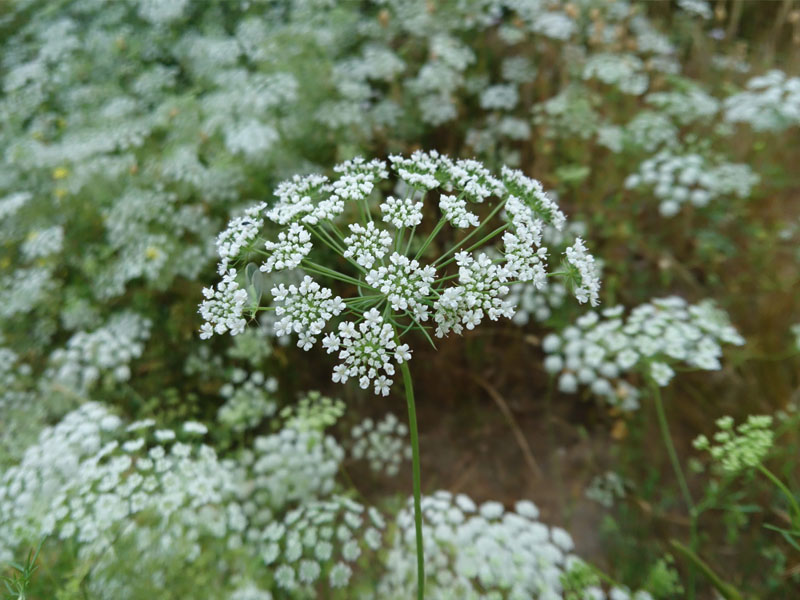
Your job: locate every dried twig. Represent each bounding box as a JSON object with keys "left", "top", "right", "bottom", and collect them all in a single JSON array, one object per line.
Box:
[{"left": 469, "top": 372, "right": 543, "bottom": 480}]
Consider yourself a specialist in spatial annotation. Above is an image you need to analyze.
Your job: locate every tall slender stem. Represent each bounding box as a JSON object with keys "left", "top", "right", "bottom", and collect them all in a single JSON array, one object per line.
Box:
[
  {"left": 652, "top": 381, "right": 697, "bottom": 599},
  {"left": 399, "top": 358, "right": 424, "bottom": 600},
  {"left": 758, "top": 465, "right": 800, "bottom": 525}
]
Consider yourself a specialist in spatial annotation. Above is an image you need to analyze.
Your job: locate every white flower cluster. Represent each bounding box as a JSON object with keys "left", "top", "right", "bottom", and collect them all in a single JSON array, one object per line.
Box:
[
  {"left": 405, "top": 35, "right": 473, "bottom": 126},
  {"left": 376, "top": 490, "right": 578, "bottom": 599},
  {"left": 279, "top": 391, "right": 345, "bottom": 433},
  {"left": 258, "top": 496, "right": 384, "bottom": 592},
  {"left": 677, "top": 0, "right": 713, "bottom": 19},
  {"left": 388, "top": 152, "right": 442, "bottom": 190},
  {"left": 0, "top": 403, "right": 120, "bottom": 561},
  {"left": 501, "top": 165, "right": 566, "bottom": 229},
  {"left": 224, "top": 120, "right": 279, "bottom": 160},
  {"left": 203, "top": 152, "right": 597, "bottom": 395},
  {"left": 621, "top": 111, "right": 679, "bottom": 153},
  {"left": 583, "top": 53, "right": 649, "bottom": 96},
  {"left": 376, "top": 489, "right": 654, "bottom": 600},
  {"left": 506, "top": 221, "right": 593, "bottom": 325},
  {"left": 229, "top": 583, "right": 274, "bottom": 600},
  {"left": 381, "top": 195, "right": 424, "bottom": 228},
  {"left": 199, "top": 269, "right": 250, "bottom": 339},
  {"left": 448, "top": 164, "right": 503, "bottom": 203},
  {"left": 646, "top": 85, "right": 719, "bottom": 125},
  {"left": 507, "top": 280, "right": 568, "bottom": 325},
  {"left": 333, "top": 157, "right": 389, "bottom": 202},
  {"left": 0, "top": 403, "right": 238, "bottom": 565},
  {"left": 20, "top": 225, "right": 64, "bottom": 260},
  {"left": 434, "top": 252, "right": 515, "bottom": 337},
  {"left": 350, "top": 413, "right": 412, "bottom": 477},
  {"left": 0, "top": 396, "right": 353, "bottom": 592},
  {"left": 261, "top": 223, "right": 313, "bottom": 274},
  {"left": 0, "top": 347, "right": 33, "bottom": 412},
  {"left": 137, "top": 0, "right": 189, "bottom": 24},
  {"left": 724, "top": 70, "right": 800, "bottom": 132},
  {"left": 343, "top": 222, "right": 392, "bottom": 268},
  {"left": 216, "top": 204, "right": 266, "bottom": 274},
  {"left": 480, "top": 84, "right": 519, "bottom": 111},
  {"left": 0, "top": 267, "right": 55, "bottom": 320},
  {"left": 565, "top": 238, "right": 601, "bottom": 307},
  {"left": 95, "top": 187, "right": 217, "bottom": 300},
  {"left": 323, "top": 309, "right": 411, "bottom": 396},
  {"left": 585, "top": 471, "right": 627, "bottom": 509},
  {"left": 46, "top": 312, "right": 152, "bottom": 394},
  {"left": 625, "top": 150, "right": 759, "bottom": 217},
  {"left": 266, "top": 174, "right": 332, "bottom": 226},
  {"left": 440, "top": 194, "right": 479, "bottom": 228},
  {"left": 271, "top": 276, "right": 346, "bottom": 350},
  {"left": 0, "top": 191, "right": 32, "bottom": 220},
  {"left": 244, "top": 428, "right": 344, "bottom": 512},
  {"left": 532, "top": 85, "right": 601, "bottom": 140},
  {"left": 48, "top": 434, "right": 240, "bottom": 562},
  {"left": 366, "top": 253, "right": 436, "bottom": 318},
  {"left": 218, "top": 369, "right": 278, "bottom": 432},
  {"left": 226, "top": 318, "right": 276, "bottom": 366},
  {"left": 543, "top": 297, "right": 745, "bottom": 410}
]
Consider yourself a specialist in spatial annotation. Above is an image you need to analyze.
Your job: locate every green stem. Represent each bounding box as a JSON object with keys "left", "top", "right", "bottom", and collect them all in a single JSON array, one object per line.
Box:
[
  {"left": 653, "top": 385, "right": 694, "bottom": 511},
  {"left": 669, "top": 540, "right": 744, "bottom": 600},
  {"left": 414, "top": 217, "right": 447, "bottom": 261},
  {"left": 308, "top": 224, "right": 346, "bottom": 255},
  {"left": 434, "top": 223, "right": 510, "bottom": 270},
  {"left": 433, "top": 196, "right": 508, "bottom": 266},
  {"left": 433, "top": 272, "right": 461, "bottom": 284},
  {"left": 301, "top": 260, "right": 369, "bottom": 288},
  {"left": 652, "top": 381, "right": 697, "bottom": 599},
  {"left": 404, "top": 224, "right": 417, "bottom": 256},
  {"left": 363, "top": 198, "right": 373, "bottom": 223},
  {"left": 323, "top": 220, "right": 348, "bottom": 244},
  {"left": 399, "top": 357, "right": 424, "bottom": 600},
  {"left": 758, "top": 465, "right": 800, "bottom": 525},
  {"left": 343, "top": 294, "right": 383, "bottom": 304}
]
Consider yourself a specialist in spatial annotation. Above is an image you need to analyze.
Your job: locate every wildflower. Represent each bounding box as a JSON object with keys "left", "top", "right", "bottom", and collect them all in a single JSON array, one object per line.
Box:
[
  {"left": 199, "top": 270, "right": 249, "bottom": 338},
  {"left": 543, "top": 297, "right": 744, "bottom": 410},
  {"left": 350, "top": 413, "right": 411, "bottom": 476},
  {"left": 201, "top": 153, "right": 596, "bottom": 396},
  {"left": 343, "top": 222, "right": 392, "bottom": 268},
  {"left": 694, "top": 415, "right": 774, "bottom": 473}
]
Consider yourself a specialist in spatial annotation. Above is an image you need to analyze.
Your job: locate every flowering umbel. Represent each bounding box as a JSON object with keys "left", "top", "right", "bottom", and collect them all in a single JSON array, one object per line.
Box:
[{"left": 199, "top": 152, "right": 600, "bottom": 395}]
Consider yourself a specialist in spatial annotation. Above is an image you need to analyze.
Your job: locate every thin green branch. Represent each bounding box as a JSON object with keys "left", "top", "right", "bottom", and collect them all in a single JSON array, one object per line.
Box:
[
  {"left": 433, "top": 196, "right": 508, "bottom": 266},
  {"left": 398, "top": 354, "right": 425, "bottom": 600},
  {"left": 758, "top": 464, "right": 800, "bottom": 525},
  {"left": 652, "top": 381, "right": 698, "bottom": 600}
]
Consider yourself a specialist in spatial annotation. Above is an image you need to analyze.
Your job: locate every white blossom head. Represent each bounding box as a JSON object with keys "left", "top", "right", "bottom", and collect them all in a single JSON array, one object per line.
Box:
[{"left": 200, "top": 152, "right": 599, "bottom": 395}]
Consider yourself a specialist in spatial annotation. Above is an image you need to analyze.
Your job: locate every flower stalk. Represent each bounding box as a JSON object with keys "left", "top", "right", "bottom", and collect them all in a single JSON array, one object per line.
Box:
[{"left": 400, "top": 357, "right": 425, "bottom": 600}]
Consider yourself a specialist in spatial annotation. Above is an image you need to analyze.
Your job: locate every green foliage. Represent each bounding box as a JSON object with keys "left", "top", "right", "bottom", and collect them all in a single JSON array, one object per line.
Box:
[{"left": 1, "top": 540, "right": 43, "bottom": 600}]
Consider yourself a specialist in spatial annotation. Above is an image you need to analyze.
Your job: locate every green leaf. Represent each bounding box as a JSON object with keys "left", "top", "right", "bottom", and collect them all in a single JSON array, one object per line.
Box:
[{"left": 763, "top": 524, "right": 800, "bottom": 552}]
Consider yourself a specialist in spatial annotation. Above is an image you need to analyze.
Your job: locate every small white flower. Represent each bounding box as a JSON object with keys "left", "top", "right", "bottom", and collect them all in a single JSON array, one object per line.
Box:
[
  {"left": 565, "top": 237, "right": 601, "bottom": 307},
  {"left": 380, "top": 195, "right": 423, "bottom": 228},
  {"left": 261, "top": 223, "right": 313, "bottom": 273},
  {"left": 439, "top": 194, "right": 479, "bottom": 228},
  {"left": 343, "top": 222, "right": 392, "bottom": 268},
  {"left": 650, "top": 361, "right": 675, "bottom": 386}
]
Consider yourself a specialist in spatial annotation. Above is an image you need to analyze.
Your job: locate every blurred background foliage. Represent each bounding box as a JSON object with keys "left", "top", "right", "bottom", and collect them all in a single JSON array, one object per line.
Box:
[{"left": 0, "top": 0, "right": 799, "bottom": 598}]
